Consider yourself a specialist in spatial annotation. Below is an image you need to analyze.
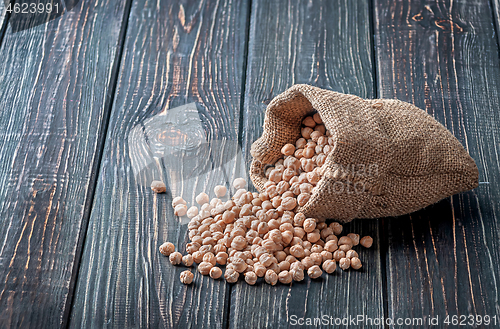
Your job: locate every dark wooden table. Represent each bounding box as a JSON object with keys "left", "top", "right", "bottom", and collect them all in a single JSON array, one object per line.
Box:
[{"left": 0, "top": 0, "right": 499, "bottom": 328}]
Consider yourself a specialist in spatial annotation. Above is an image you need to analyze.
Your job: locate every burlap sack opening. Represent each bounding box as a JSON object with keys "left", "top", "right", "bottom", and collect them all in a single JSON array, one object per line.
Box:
[{"left": 250, "top": 84, "right": 478, "bottom": 223}]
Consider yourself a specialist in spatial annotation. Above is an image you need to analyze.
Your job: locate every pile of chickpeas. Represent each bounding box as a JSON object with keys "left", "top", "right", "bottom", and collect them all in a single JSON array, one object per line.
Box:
[{"left": 156, "top": 113, "right": 373, "bottom": 286}]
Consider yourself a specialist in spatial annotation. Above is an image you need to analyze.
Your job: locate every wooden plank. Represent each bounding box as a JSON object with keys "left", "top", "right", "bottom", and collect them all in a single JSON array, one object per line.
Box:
[
  {"left": 493, "top": 0, "right": 500, "bottom": 48},
  {"left": 0, "top": 1, "right": 130, "bottom": 328},
  {"left": 69, "top": 0, "right": 250, "bottom": 328},
  {"left": 374, "top": 0, "right": 500, "bottom": 325},
  {"left": 0, "top": 1, "right": 7, "bottom": 34},
  {"left": 230, "top": 0, "right": 384, "bottom": 328}
]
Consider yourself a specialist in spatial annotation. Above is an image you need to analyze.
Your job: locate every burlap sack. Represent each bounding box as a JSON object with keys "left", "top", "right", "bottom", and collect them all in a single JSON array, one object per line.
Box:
[{"left": 250, "top": 84, "right": 478, "bottom": 223}]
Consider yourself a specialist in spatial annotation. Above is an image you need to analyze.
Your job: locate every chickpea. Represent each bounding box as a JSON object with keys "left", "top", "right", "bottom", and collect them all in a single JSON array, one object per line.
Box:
[
  {"left": 301, "top": 127, "right": 314, "bottom": 139},
  {"left": 187, "top": 206, "right": 199, "bottom": 219},
  {"left": 278, "top": 270, "right": 293, "bottom": 284},
  {"left": 290, "top": 245, "right": 305, "bottom": 259},
  {"left": 333, "top": 250, "right": 345, "bottom": 262},
  {"left": 307, "top": 231, "right": 321, "bottom": 243},
  {"left": 339, "top": 244, "right": 352, "bottom": 253},
  {"left": 281, "top": 196, "right": 297, "bottom": 211},
  {"left": 182, "top": 254, "right": 194, "bottom": 267},
  {"left": 324, "top": 240, "right": 338, "bottom": 253},
  {"left": 331, "top": 222, "right": 343, "bottom": 235},
  {"left": 307, "top": 265, "right": 323, "bottom": 279},
  {"left": 338, "top": 236, "right": 354, "bottom": 248},
  {"left": 174, "top": 204, "right": 188, "bottom": 216},
  {"left": 303, "top": 218, "right": 316, "bottom": 233},
  {"left": 281, "top": 143, "right": 296, "bottom": 156},
  {"left": 169, "top": 252, "right": 182, "bottom": 265},
  {"left": 313, "top": 113, "right": 322, "bottom": 124},
  {"left": 302, "top": 116, "right": 316, "bottom": 127},
  {"left": 180, "top": 270, "right": 194, "bottom": 284},
  {"left": 216, "top": 252, "right": 228, "bottom": 265},
  {"left": 159, "top": 242, "right": 175, "bottom": 256},
  {"left": 233, "top": 178, "right": 247, "bottom": 190},
  {"left": 301, "top": 257, "right": 314, "bottom": 269},
  {"left": 231, "top": 236, "right": 247, "bottom": 251},
  {"left": 214, "top": 185, "right": 227, "bottom": 197},
  {"left": 360, "top": 236, "right": 374, "bottom": 248},
  {"left": 192, "top": 251, "right": 204, "bottom": 263},
  {"left": 320, "top": 250, "right": 333, "bottom": 262},
  {"left": 339, "top": 258, "right": 350, "bottom": 270},
  {"left": 310, "top": 131, "right": 322, "bottom": 142},
  {"left": 297, "top": 193, "right": 310, "bottom": 206},
  {"left": 264, "top": 270, "right": 278, "bottom": 285},
  {"left": 244, "top": 271, "right": 258, "bottom": 285},
  {"left": 224, "top": 268, "right": 239, "bottom": 283},
  {"left": 346, "top": 250, "right": 359, "bottom": 259},
  {"left": 290, "top": 268, "right": 304, "bottom": 282},
  {"left": 322, "top": 260, "right": 336, "bottom": 274},
  {"left": 198, "top": 262, "right": 213, "bottom": 275},
  {"left": 203, "top": 252, "right": 217, "bottom": 266},
  {"left": 196, "top": 192, "right": 210, "bottom": 205},
  {"left": 315, "top": 124, "right": 326, "bottom": 134},
  {"left": 351, "top": 257, "right": 362, "bottom": 270},
  {"left": 210, "top": 267, "right": 223, "bottom": 279},
  {"left": 151, "top": 180, "right": 167, "bottom": 193}
]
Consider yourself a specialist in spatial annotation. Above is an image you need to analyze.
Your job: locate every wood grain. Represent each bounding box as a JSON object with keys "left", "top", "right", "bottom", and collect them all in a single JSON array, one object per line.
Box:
[
  {"left": 493, "top": 0, "right": 500, "bottom": 47},
  {"left": 69, "top": 0, "right": 250, "bottom": 328},
  {"left": 230, "top": 1, "right": 384, "bottom": 328},
  {"left": 374, "top": 0, "right": 500, "bottom": 325},
  {"left": 0, "top": 1, "right": 129, "bottom": 328},
  {"left": 0, "top": 1, "right": 7, "bottom": 34}
]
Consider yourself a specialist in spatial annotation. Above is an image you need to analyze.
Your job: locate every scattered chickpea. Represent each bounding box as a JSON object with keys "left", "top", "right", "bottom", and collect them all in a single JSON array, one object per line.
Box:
[
  {"left": 347, "top": 233, "right": 360, "bottom": 246},
  {"left": 233, "top": 178, "right": 246, "bottom": 190},
  {"left": 322, "top": 260, "right": 336, "bottom": 273},
  {"left": 169, "top": 252, "right": 182, "bottom": 265},
  {"left": 245, "top": 271, "right": 258, "bottom": 285},
  {"left": 209, "top": 267, "right": 223, "bottom": 279},
  {"left": 360, "top": 236, "right": 374, "bottom": 248},
  {"left": 182, "top": 254, "right": 194, "bottom": 267},
  {"left": 278, "top": 270, "right": 293, "bottom": 284},
  {"left": 196, "top": 192, "right": 210, "bottom": 205},
  {"left": 333, "top": 250, "right": 345, "bottom": 262},
  {"left": 225, "top": 268, "right": 239, "bottom": 283},
  {"left": 198, "top": 262, "right": 213, "bottom": 275},
  {"left": 339, "top": 244, "right": 351, "bottom": 252},
  {"left": 187, "top": 206, "right": 199, "bottom": 219},
  {"left": 350, "top": 257, "right": 362, "bottom": 270},
  {"left": 338, "top": 236, "right": 354, "bottom": 248},
  {"left": 161, "top": 114, "right": 373, "bottom": 286},
  {"left": 174, "top": 204, "right": 188, "bottom": 216},
  {"left": 214, "top": 185, "right": 227, "bottom": 197},
  {"left": 180, "top": 270, "right": 194, "bottom": 284},
  {"left": 265, "top": 269, "right": 278, "bottom": 285},
  {"left": 339, "top": 258, "right": 350, "bottom": 270},
  {"left": 307, "top": 265, "right": 323, "bottom": 279},
  {"left": 345, "top": 250, "right": 359, "bottom": 259},
  {"left": 172, "top": 196, "right": 187, "bottom": 207},
  {"left": 291, "top": 269, "right": 304, "bottom": 282},
  {"left": 151, "top": 180, "right": 167, "bottom": 193},
  {"left": 159, "top": 242, "right": 175, "bottom": 256}
]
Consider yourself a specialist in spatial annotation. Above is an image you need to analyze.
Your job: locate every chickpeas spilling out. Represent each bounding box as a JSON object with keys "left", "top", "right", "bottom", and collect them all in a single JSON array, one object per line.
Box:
[{"left": 157, "top": 113, "right": 373, "bottom": 285}]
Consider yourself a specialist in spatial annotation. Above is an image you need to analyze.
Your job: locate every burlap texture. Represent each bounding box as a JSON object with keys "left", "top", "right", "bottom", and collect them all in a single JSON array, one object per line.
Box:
[{"left": 250, "top": 84, "right": 478, "bottom": 223}]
